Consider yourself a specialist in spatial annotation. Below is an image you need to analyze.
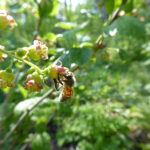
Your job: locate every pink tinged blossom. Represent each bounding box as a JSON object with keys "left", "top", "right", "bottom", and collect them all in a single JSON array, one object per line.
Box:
[
  {"left": 0, "top": 9, "right": 17, "bottom": 30},
  {"left": 27, "top": 80, "right": 35, "bottom": 86},
  {"left": 27, "top": 40, "right": 48, "bottom": 61},
  {"left": 34, "top": 40, "right": 42, "bottom": 50},
  {"left": 55, "top": 66, "right": 68, "bottom": 74},
  {"left": 51, "top": 65, "right": 68, "bottom": 75}
]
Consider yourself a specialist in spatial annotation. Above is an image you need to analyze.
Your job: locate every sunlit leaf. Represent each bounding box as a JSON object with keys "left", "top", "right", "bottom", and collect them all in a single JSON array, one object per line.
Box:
[
  {"left": 57, "top": 29, "right": 79, "bottom": 49},
  {"left": 14, "top": 97, "right": 49, "bottom": 116},
  {"left": 105, "top": 16, "right": 146, "bottom": 40},
  {"left": 59, "top": 47, "right": 92, "bottom": 67},
  {"left": 105, "top": 0, "right": 115, "bottom": 14},
  {"left": 121, "top": 0, "right": 133, "bottom": 12},
  {"left": 50, "top": 0, "right": 60, "bottom": 16},
  {"left": 55, "top": 22, "right": 77, "bottom": 30},
  {"left": 38, "top": 0, "right": 53, "bottom": 18}
]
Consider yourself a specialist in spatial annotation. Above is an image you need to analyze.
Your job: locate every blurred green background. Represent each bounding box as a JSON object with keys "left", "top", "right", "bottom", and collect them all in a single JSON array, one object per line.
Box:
[{"left": 1, "top": 0, "right": 150, "bottom": 149}]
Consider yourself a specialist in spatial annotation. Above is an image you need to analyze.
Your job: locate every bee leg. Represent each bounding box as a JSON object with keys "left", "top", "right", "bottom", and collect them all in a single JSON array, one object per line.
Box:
[
  {"left": 53, "top": 79, "right": 58, "bottom": 90},
  {"left": 58, "top": 76, "right": 63, "bottom": 85}
]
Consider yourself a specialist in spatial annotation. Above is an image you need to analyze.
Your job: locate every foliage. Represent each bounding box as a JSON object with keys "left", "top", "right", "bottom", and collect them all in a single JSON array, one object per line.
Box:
[{"left": 0, "top": 0, "right": 150, "bottom": 150}]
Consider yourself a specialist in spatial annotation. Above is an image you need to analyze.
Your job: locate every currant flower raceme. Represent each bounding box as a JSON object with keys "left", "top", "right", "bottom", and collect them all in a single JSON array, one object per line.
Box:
[
  {"left": 25, "top": 67, "right": 36, "bottom": 76},
  {"left": 55, "top": 65, "right": 68, "bottom": 75},
  {"left": 0, "top": 70, "right": 15, "bottom": 88},
  {"left": 48, "top": 64, "right": 68, "bottom": 79},
  {"left": 28, "top": 40, "right": 48, "bottom": 61},
  {"left": 0, "top": 10, "right": 17, "bottom": 30},
  {"left": 24, "top": 71, "right": 43, "bottom": 93},
  {"left": 42, "top": 64, "right": 68, "bottom": 90}
]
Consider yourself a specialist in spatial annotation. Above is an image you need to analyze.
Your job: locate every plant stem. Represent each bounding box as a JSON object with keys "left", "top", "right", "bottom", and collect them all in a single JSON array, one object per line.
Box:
[
  {"left": 0, "top": 49, "right": 43, "bottom": 74},
  {"left": 1, "top": 88, "right": 55, "bottom": 146},
  {"left": 0, "top": 66, "right": 77, "bottom": 146},
  {"left": 95, "top": 0, "right": 128, "bottom": 44}
]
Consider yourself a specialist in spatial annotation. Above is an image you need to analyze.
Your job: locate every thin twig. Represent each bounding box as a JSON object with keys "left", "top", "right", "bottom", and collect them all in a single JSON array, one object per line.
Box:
[
  {"left": 110, "top": 0, "right": 128, "bottom": 25},
  {"left": 1, "top": 65, "right": 78, "bottom": 145},
  {"left": 109, "top": 7, "right": 120, "bottom": 25},
  {"left": 95, "top": 0, "right": 128, "bottom": 44},
  {"left": 1, "top": 88, "right": 54, "bottom": 144},
  {"left": 0, "top": 49, "right": 43, "bottom": 74}
]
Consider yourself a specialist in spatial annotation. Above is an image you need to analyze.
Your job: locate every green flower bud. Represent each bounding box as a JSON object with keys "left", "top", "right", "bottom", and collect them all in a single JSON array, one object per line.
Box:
[
  {"left": 28, "top": 46, "right": 40, "bottom": 61},
  {"left": 16, "top": 48, "right": 27, "bottom": 57}
]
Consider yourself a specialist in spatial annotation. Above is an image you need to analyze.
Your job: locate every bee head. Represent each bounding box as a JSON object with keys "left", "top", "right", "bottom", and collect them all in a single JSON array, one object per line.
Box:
[
  {"left": 63, "top": 72, "right": 73, "bottom": 80},
  {"left": 62, "top": 72, "right": 75, "bottom": 86}
]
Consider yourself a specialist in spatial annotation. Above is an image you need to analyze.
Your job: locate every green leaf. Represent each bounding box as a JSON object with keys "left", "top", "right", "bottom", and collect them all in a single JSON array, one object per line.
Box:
[
  {"left": 80, "top": 42, "right": 93, "bottom": 48},
  {"left": 60, "top": 47, "right": 92, "bottom": 67},
  {"left": 38, "top": 0, "right": 59, "bottom": 18},
  {"left": 31, "top": 132, "right": 51, "bottom": 150},
  {"left": 50, "top": 0, "right": 60, "bottom": 16},
  {"left": 14, "top": 97, "right": 49, "bottom": 116},
  {"left": 57, "top": 29, "right": 79, "bottom": 49},
  {"left": 105, "top": 16, "right": 146, "bottom": 41},
  {"left": 105, "top": 0, "right": 115, "bottom": 14},
  {"left": 44, "top": 32, "right": 56, "bottom": 41},
  {"left": 121, "top": 0, "right": 133, "bottom": 13},
  {"left": 55, "top": 22, "right": 77, "bottom": 30},
  {"left": 114, "top": 0, "right": 122, "bottom": 7},
  {"left": 38, "top": 0, "right": 53, "bottom": 18}
]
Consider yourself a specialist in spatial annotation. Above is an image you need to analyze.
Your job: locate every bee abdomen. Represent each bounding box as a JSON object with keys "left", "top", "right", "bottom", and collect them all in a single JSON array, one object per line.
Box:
[{"left": 59, "top": 86, "right": 73, "bottom": 102}]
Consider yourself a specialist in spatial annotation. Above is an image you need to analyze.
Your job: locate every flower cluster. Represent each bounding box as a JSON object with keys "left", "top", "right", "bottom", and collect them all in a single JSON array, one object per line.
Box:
[
  {"left": 0, "top": 10, "right": 16, "bottom": 30},
  {"left": 0, "top": 70, "right": 15, "bottom": 88},
  {"left": 28, "top": 40, "right": 48, "bottom": 61},
  {"left": 48, "top": 65, "right": 68, "bottom": 79},
  {"left": 0, "top": 45, "right": 7, "bottom": 62},
  {"left": 43, "top": 63, "right": 68, "bottom": 90},
  {"left": 24, "top": 71, "right": 43, "bottom": 93},
  {"left": 16, "top": 40, "right": 48, "bottom": 61}
]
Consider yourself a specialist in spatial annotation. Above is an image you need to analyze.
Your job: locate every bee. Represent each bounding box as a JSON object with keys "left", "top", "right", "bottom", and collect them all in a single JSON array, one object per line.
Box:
[
  {"left": 46, "top": 61, "right": 68, "bottom": 90},
  {"left": 59, "top": 72, "right": 76, "bottom": 102}
]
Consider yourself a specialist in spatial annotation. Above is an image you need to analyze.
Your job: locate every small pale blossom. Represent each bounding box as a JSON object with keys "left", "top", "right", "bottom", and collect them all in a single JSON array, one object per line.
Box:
[
  {"left": 28, "top": 40, "right": 48, "bottom": 61},
  {"left": 0, "top": 10, "right": 17, "bottom": 30}
]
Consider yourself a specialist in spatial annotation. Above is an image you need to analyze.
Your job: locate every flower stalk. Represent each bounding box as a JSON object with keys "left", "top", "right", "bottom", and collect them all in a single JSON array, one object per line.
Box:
[{"left": 0, "top": 48, "right": 43, "bottom": 74}]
